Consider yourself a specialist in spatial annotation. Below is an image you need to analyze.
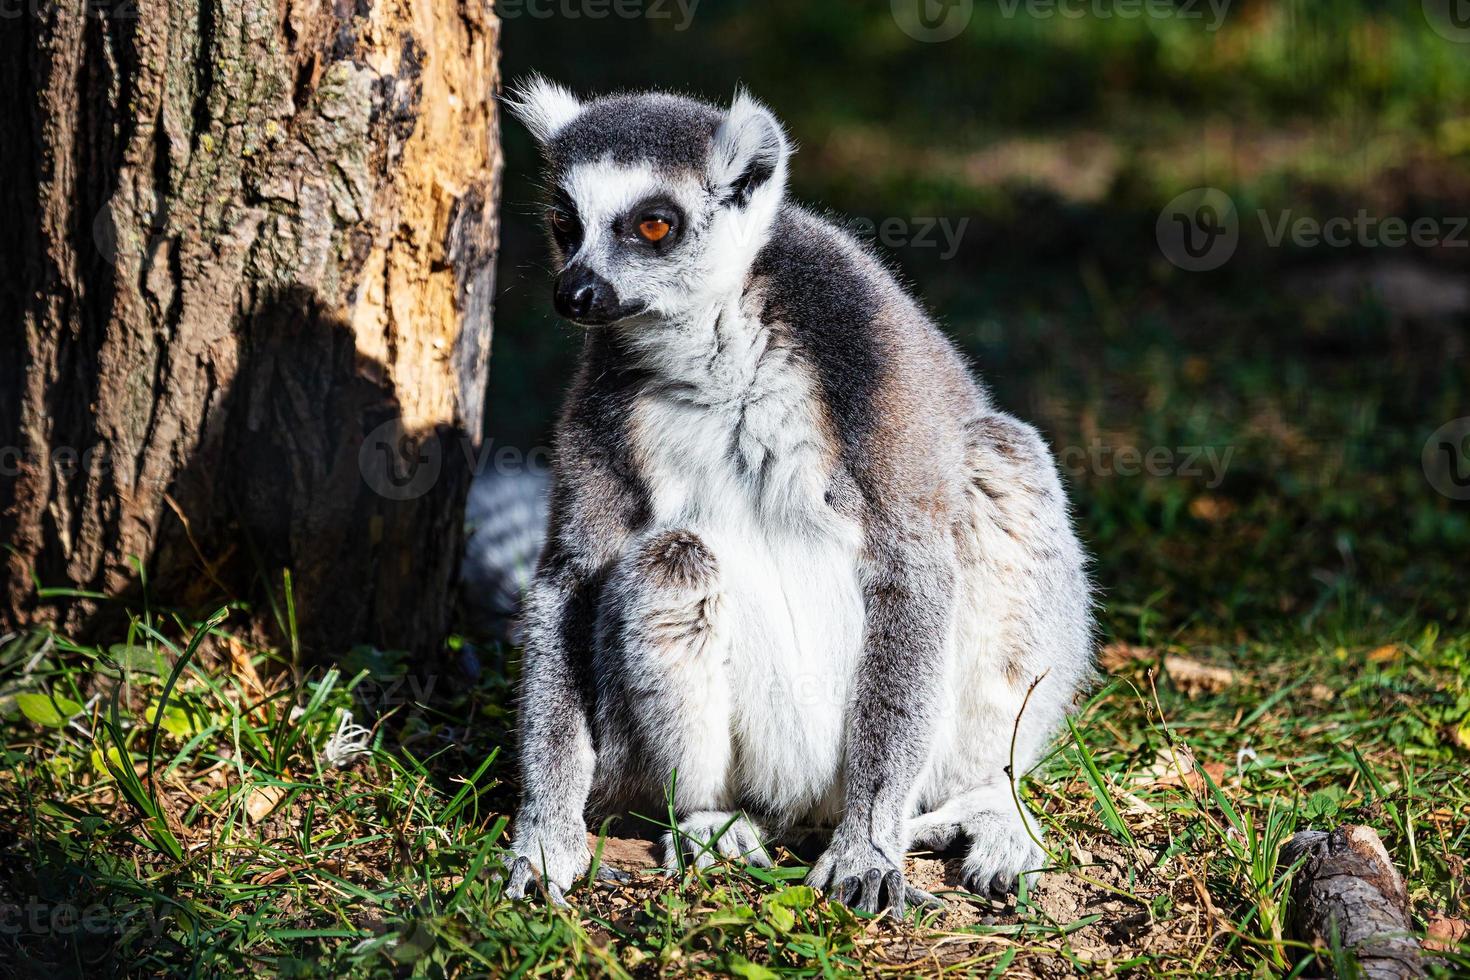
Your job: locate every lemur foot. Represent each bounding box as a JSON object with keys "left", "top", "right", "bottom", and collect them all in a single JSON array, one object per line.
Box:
[
  {"left": 806, "top": 835, "right": 943, "bottom": 919},
  {"left": 504, "top": 820, "right": 592, "bottom": 903},
  {"left": 961, "top": 810, "right": 1045, "bottom": 901},
  {"left": 663, "top": 810, "right": 771, "bottom": 871}
]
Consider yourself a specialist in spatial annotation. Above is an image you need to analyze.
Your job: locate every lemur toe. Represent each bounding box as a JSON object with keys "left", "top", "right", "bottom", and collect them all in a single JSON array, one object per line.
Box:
[
  {"left": 664, "top": 811, "right": 770, "bottom": 872},
  {"left": 855, "top": 868, "right": 885, "bottom": 913},
  {"left": 907, "top": 884, "right": 945, "bottom": 912},
  {"left": 988, "top": 872, "right": 1019, "bottom": 900},
  {"left": 505, "top": 856, "right": 536, "bottom": 901},
  {"left": 594, "top": 864, "right": 631, "bottom": 883},
  {"left": 505, "top": 855, "right": 574, "bottom": 906},
  {"left": 962, "top": 869, "right": 1023, "bottom": 902},
  {"left": 829, "top": 868, "right": 919, "bottom": 919}
]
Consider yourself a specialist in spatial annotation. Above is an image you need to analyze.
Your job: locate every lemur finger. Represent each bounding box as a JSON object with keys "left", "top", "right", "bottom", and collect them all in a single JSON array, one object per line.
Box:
[
  {"left": 905, "top": 884, "right": 945, "bottom": 910},
  {"left": 987, "top": 872, "right": 1019, "bottom": 901},
  {"left": 835, "top": 875, "right": 862, "bottom": 907},
  {"left": 594, "top": 865, "right": 631, "bottom": 883},
  {"left": 804, "top": 856, "right": 834, "bottom": 892},
  {"left": 881, "top": 870, "right": 907, "bottom": 919},
  {"left": 744, "top": 833, "right": 774, "bottom": 868},
  {"left": 505, "top": 856, "right": 535, "bottom": 901},
  {"left": 546, "top": 880, "right": 570, "bottom": 908},
  {"left": 856, "top": 868, "right": 885, "bottom": 914}
]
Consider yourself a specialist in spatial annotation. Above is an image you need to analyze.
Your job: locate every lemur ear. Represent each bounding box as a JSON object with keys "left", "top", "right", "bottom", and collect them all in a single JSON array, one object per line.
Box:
[
  {"left": 504, "top": 74, "right": 582, "bottom": 146},
  {"left": 711, "top": 88, "right": 791, "bottom": 208}
]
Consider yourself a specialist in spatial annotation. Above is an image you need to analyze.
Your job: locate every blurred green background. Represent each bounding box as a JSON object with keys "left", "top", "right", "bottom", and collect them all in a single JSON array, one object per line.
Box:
[{"left": 487, "top": 0, "right": 1470, "bottom": 644}]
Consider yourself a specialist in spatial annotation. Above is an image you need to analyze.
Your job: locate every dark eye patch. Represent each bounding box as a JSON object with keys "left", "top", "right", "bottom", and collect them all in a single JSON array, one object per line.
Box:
[
  {"left": 548, "top": 188, "right": 582, "bottom": 250},
  {"left": 618, "top": 195, "right": 685, "bottom": 252}
]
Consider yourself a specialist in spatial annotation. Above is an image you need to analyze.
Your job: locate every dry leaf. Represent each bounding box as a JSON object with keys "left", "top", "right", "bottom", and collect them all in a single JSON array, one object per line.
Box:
[
  {"left": 224, "top": 633, "right": 268, "bottom": 706},
  {"left": 1099, "top": 642, "right": 1155, "bottom": 672},
  {"left": 1135, "top": 747, "right": 1228, "bottom": 793},
  {"left": 245, "top": 784, "right": 285, "bottom": 823},
  {"left": 1367, "top": 644, "right": 1401, "bottom": 663},
  {"left": 1163, "top": 655, "right": 1235, "bottom": 696},
  {"left": 1188, "top": 496, "right": 1235, "bottom": 522},
  {"left": 1425, "top": 915, "right": 1469, "bottom": 952}
]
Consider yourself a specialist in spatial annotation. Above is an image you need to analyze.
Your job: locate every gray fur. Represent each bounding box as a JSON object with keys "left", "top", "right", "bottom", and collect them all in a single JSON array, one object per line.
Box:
[{"left": 500, "top": 78, "right": 1096, "bottom": 915}]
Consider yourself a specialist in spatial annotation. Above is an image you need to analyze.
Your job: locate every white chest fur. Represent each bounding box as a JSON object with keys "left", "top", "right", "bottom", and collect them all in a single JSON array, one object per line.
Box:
[{"left": 626, "top": 305, "right": 866, "bottom": 820}]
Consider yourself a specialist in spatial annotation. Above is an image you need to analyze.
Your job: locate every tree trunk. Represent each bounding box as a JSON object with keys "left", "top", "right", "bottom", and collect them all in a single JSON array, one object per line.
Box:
[{"left": 0, "top": 0, "right": 501, "bottom": 655}]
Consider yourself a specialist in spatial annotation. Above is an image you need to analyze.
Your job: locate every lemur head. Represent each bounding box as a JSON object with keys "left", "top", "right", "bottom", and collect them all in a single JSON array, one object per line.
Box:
[{"left": 507, "top": 76, "right": 792, "bottom": 326}]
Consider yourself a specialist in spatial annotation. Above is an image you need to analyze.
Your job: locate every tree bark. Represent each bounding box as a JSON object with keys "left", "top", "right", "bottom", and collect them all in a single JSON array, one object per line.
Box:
[
  {"left": 0, "top": 0, "right": 501, "bottom": 654},
  {"left": 1281, "top": 826, "right": 1427, "bottom": 979}
]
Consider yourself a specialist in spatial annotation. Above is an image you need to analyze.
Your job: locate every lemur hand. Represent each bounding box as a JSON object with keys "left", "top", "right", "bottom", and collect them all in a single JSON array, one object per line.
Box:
[
  {"left": 503, "top": 819, "right": 629, "bottom": 904},
  {"left": 805, "top": 830, "right": 943, "bottom": 919}
]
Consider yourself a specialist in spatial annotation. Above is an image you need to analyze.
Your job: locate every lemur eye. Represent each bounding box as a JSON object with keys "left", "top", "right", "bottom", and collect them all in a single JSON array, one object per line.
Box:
[
  {"left": 638, "top": 217, "right": 671, "bottom": 242},
  {"left": 550, "top": 210, "right": 575, "bottom": 234}
]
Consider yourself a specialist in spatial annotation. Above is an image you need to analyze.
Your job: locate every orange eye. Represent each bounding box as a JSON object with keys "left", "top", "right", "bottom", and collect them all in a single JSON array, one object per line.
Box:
[{"left": 638, "top": 218, "right": 671, "bottom": 242}]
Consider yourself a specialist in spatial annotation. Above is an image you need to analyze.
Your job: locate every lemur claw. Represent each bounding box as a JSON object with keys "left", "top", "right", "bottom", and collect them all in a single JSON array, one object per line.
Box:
[
  {"left": 827, "top": 867, "right": 919, "bottom": 919},
  {"left": 809, "top": 838, "right": 936, "bottom": 920},
  {"left": 594, "top": 864, "right": 632, "bottom": 883},
  {"left": 503, "top": 854, "right": 584, "bottom": 906},
  {"left": 964, "top": 870, "right": 1020, "bottom": 902}
]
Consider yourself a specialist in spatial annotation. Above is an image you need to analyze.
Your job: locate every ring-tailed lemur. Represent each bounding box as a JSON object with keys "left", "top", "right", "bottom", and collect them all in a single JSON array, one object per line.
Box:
[{"left": 499, "top": 77, "right": 1094, "bottom": 915}]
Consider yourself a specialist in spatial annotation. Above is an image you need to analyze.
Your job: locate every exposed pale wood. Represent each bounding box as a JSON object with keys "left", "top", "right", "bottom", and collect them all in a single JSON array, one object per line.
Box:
[
  {"left": 1, "top": 0, "right": 501, "bottom": 653},
  {"left": 1281, "top": 826, "right": 1427, "bottom": 979}
]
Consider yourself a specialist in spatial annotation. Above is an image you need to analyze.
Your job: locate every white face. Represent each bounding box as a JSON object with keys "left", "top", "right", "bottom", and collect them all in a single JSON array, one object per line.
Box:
[
  {"left": 550, "top": 161, "right": 781, "bottom": 323},
  {"left": 508, "top": 78, "right": 792, "bottom": 326}
]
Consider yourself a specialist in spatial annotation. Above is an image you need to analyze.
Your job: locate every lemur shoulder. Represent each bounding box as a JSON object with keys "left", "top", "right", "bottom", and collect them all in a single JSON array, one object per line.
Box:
[{"left": 502, "top": 77, "right": 1095, "bottom": 916}]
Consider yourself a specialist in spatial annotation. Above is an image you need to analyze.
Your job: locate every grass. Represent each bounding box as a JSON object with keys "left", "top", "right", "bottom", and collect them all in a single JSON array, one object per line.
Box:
[{"left": 1, "top": 596, "right": 1467, "bottom": 975}]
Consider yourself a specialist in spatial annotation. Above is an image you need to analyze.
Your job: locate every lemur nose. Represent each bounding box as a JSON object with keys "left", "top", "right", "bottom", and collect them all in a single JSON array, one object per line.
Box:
[
  {"left": 553, "top": 264, "right": 621, "bottom": 325},
  {"left": 569, "top": 284, "right": 596, "bottom": 318}
]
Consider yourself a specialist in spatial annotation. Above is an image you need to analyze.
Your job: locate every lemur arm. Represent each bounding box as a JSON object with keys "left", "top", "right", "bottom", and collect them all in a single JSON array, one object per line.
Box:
[
  {"left": 505, "top": 544, "right": 603, "bottom": 901},
  {"left": 507, "top": 420, "right": 642, "bottom": 898},
  {"left": 807, "top": 508, "right": 956, "bottom": 914}
]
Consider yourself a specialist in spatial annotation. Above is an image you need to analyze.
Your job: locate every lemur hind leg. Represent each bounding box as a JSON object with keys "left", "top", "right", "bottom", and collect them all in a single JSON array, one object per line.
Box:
[
  {"left": 595, "top": 529, "right": 771, "bottom": 870},
  {"left": 921, "top": 412, "right": 1095, "bottom": 899}
]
